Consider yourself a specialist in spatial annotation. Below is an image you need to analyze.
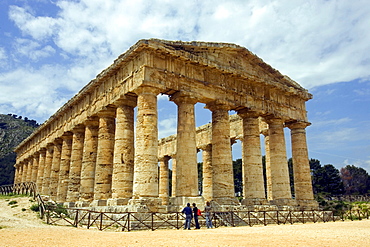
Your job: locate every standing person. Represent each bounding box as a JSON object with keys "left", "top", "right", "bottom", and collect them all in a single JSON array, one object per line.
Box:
[
  {"left": 192, "top": 203, "right": 200, "bottom": 229},
  {"left": 182, "top": 203, "right": 192, "bottom": 230},
  {"left": 204, "top": 201, "right": 213, "bottom": 228}
]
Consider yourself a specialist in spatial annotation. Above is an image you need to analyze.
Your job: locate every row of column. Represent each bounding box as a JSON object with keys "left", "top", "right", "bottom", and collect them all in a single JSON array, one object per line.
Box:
[{"left": 15, "top": 85, "right": 315, "bottom": 208}]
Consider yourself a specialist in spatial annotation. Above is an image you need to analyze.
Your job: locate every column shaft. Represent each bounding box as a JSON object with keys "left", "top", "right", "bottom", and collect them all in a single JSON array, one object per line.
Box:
[
  {"left": 41, "top": 145, "right": 54, "bottom": 195},
  {"left": 66, "top": 127, "right": 85, "bottom": 203},
  {"left": 93, "top": 109, "right": 115, "bottom": 204},
  {"left": 288, "top": 122, "right": 315, "bottom": 201},
  {"left": 239, "top": 112, "right": 266, "bottom": 203},
  {"left": 159, "top": 156, "right": 170, "bottom": 205},
  {"left": 78, "top": 118, "right": 99, "bottom": 204},
  {"left": 172, "top": 93, "right": 198, "bottom": 197},
  {"left": 202, "top": 144, "right": 213, "bottom": 202},
  {"left": 26, "top": 159, "right": 33, "bottom": 182},
  {"left": 267, "top": 118, "right": 292, "bottom": 201},
  {"left": 110, "top": 102, "right": 135, "bottom": 205},
  {"left": 57, "top": 133, "right": 73, "bottom": 203},
  {"left": 132, "top": 87, "right": 159, "bottom": 199},
  {"left": 207, "top": 102, "right": 236, "bottom": 204},
  {"left": 171, "top": 156, "right": 177, "bottom": 197},
  {"left": 31, "top": 154, "right": 39, "bottom": 183},
  {"left": 50, "top": 140, "right": 62, "bottom": 200},
  {"left": 36, "top": 149, "right": 46, "bottom": 192}
]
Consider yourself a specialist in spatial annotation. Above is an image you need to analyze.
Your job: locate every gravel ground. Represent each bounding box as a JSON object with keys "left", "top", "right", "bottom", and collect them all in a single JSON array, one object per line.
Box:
[{"left": 1, "top": 197, "right": 370, "bottom": 247}]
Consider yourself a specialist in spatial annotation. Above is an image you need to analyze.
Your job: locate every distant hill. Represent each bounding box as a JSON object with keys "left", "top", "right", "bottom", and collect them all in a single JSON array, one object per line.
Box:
[{"left": 0, "top": 114, "right": 39, "bottom": 185}]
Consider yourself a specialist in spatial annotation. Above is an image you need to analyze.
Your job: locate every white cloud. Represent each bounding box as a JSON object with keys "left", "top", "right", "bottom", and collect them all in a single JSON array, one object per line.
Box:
[
  {"left": 158, "top": 116, "right": 177, "bottom": 138},
  {"left": 15, "top": 38, "right": 55, "bottom": 60}
]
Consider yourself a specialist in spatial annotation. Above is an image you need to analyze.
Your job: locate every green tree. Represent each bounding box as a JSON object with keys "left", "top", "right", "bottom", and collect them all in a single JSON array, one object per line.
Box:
[
  {"left": 310, "top": 160, "right": 344, "bottom": 195},
  {"left": 233, "top": 159, "right": 243, "bottom": 194},
  {"left": 340, "top": 165, "right": 370, "bottom": 195}
]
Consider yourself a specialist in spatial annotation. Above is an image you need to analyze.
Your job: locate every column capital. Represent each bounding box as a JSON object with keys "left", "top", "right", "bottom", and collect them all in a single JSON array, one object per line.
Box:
[
  {"left": 61, "top": 131, "right": 73, "bottom": 140},
  {"left": 237, "top": 108, "right": 261, "bottom": 119},
  {"left": 72, "top": 124, "right": 86, "bottom": 133},
  {"left": 113, "top": 95, "right": 137, "bottom": 108},
  {"left": 53, "top": 137, "right": 63, "bottom": 145},
  {"left": 170, "top": 91, "right": 198, "bottom": 105},
  {"left": 97, "top": 106, "right": 116, "bottom": 118},
  {"left": 205, "top": 100, "right": 232, "bottom": 111},
  {"left": 84, "top": 116, "right": 99, "bottom": 126},
  {"left": 133, "top": 85, "right": 161, "bottom": 96},
  {"left": 263, "top": 116, "right": 285, "bottom": 125},
  {"left": 286, "top": 121, "right": 311, "bottom": 130}
]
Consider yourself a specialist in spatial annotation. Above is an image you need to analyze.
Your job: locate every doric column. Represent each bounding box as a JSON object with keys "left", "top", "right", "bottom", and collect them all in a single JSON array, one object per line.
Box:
[
  {"left": 36, "top": 148, "right": 46, "bottom": 192},
  {"left": 109, "top": 98, "right": 136, "bottom": 206},
  {"left": 57, "top": 132, "right": 73, "bottom": 203},
  {"left": 171, "top": 92, "right": 198, "bottom": 197},
  {"left": 261, "top": 127, "right": 272, "bottom": 201},
  {"left": 66, "top": 126, "right": 85, "bottom": 204},
  {"left": 41, "top": 144, "right": 54, "bottom": 195},
  {"left": 14, "top": 164, "right": 19, "bottom": 184},
  {"left": 265, "top": 117, "right": 293, "bottom": 205},
  {"left": 287, "top": 121, "right": 318, "bottom": 209},
  {"left": 92, "top": 107, "right": 116, "bottom": 206},
  {"left": 171, "top": 155, "right": 177, "bottom": 197},
  {"left": 159, "top": 156, "right": 170, "bottom": 205},
  {"left": 238, "top": 110, "right": 266, "bottom": 205},
  {"left": 206, "top": 101, "right": 237, "bottom": 205},
  {"left": 201, "top": 144, "right": 213, "bottom": 202},
  {"left": 50, "top": 139, "right": 62, "bottom": 200},
  {"left": 20, "top": 161, "right": 27, "bottom": 183},
  {"left": 77, "top": 117, "right": 99, "bottom": 206},
  {"left": 19, "top": 162, "right": 25, "bottom": 183},
  {"left": 31, "top": 153, "right": 40, "bottom": 183},
  {"left": 130, "top": 86, "right": 161, "bottom": 207},
  {"left": 26, "top": 158, "right": 33, "bottom": 182}
]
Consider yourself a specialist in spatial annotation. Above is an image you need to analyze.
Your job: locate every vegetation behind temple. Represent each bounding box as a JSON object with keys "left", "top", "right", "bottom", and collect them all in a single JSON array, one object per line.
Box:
[{"left": 0, "top": 114, "right": 39, "bottom": 185}]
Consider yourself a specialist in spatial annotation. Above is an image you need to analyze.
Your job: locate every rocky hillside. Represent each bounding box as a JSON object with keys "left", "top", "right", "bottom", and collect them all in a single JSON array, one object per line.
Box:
[{"left": 0, "top": 114, "right": 39, "bottom": 185}]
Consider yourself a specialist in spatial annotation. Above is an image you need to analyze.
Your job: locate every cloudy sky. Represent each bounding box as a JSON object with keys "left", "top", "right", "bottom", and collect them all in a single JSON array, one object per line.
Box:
[{"left": 0, "top": 0, "right": 369, "bottom": 173}]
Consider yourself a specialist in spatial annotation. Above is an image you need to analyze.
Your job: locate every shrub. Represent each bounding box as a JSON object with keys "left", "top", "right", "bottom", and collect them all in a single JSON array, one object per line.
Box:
[
  {"left": 8, "top": 200, "right": 17, "bottom": 206},
  {"left": 30, "top": 204, "right": 39, "bottom": 212}
]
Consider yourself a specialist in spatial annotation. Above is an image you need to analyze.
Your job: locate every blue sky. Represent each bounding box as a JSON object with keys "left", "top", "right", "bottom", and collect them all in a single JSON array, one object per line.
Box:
[{"left": 0, "top": 0, "right": 369, "bottom": 173}]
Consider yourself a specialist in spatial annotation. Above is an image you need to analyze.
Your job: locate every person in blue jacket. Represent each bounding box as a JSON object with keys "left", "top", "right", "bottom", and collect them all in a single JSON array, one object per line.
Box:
[{"left": 182, "top": 203, "right": 192, "bottom": 230}]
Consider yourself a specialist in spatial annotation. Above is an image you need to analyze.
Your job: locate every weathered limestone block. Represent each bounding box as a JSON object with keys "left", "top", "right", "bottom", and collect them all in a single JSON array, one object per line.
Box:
[
  {"left": 92, "top": 108, "right": 116, "bottom": 206},
  {"left": 171, "top": 92, "right": 198, "bottom": 197},
  {"left": 50, "top": 139, "right": 62, "bottom": 200},
  {"left": 56, "top": 133, "right": 73, "bottom": 203},
  {"left": 77, "top": 117, "right": 99, "bottom": 206},
  {"left": 238, "top": 110, "right": 267, "bottom": 205},
  {"left": 41, "top": 145, "right": 54, "bottom": 195},
  {"left": 36, "top": 148, "right": 46, "bottom": 193},
  {"left": 109, "top": 100, "right": 135, "bottom": 206}
]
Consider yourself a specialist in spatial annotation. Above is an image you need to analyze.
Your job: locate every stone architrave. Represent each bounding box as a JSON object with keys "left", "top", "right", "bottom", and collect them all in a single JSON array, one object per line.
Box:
[
  {"left": 77, "top": 117, "right": 99, "bottom": 206},
  {"left": 66, "top": 126, "right": 85, "bottom": 204},
  {"left": 171, "top": 92, "right": 198, "bottom": 198},
  {"left": 207, "top": 101, "right": 237, "bottom": 205},
  {"left": 41, "top": 145, "right": 54, "bottom": 195},
  {"left": 109, "top": 99, "right": 136, "bottom": 206},
  {"left": 36, "top": 148, "right": 46, "bottom": 193},
  {"left": 266, "top": 118, "right": 293, "bottom": 205},
  {"left": 159, "top": 156, "right": 170, "bottom": 205},
  {"left": 238, "top": 110, "right": 266, "bottom": 205},
  {"left": 130, "top": 86, "right": 162, "bottom": 207},
  {"left": 50, "top": 139, "right": 62, "bottom": 200},
  {"left": 31, "top": 153, "right": 40, "bottom": 183},
  {"left": 56, "top": 133, "right": 73, "bottom": 203},
  {"left": 92, "top": 108, "right": 116, "bottom": 206},
  {"left": 287, "top": 121, "right": 318, "bottom": 209},
  {"left": 201, "top": 144, "right": 213, "bottom": 202}
]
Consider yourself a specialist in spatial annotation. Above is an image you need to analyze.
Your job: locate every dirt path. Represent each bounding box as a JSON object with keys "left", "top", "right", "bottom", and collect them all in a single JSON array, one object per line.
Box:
[{"left": 1, "top": 197, "right": 370, "bottom": 246}]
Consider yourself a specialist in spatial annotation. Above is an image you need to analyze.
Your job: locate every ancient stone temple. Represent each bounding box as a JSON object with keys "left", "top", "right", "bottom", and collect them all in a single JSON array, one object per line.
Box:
[{"left": 14, "top": 39, "right": 318, "bottom": 211}]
